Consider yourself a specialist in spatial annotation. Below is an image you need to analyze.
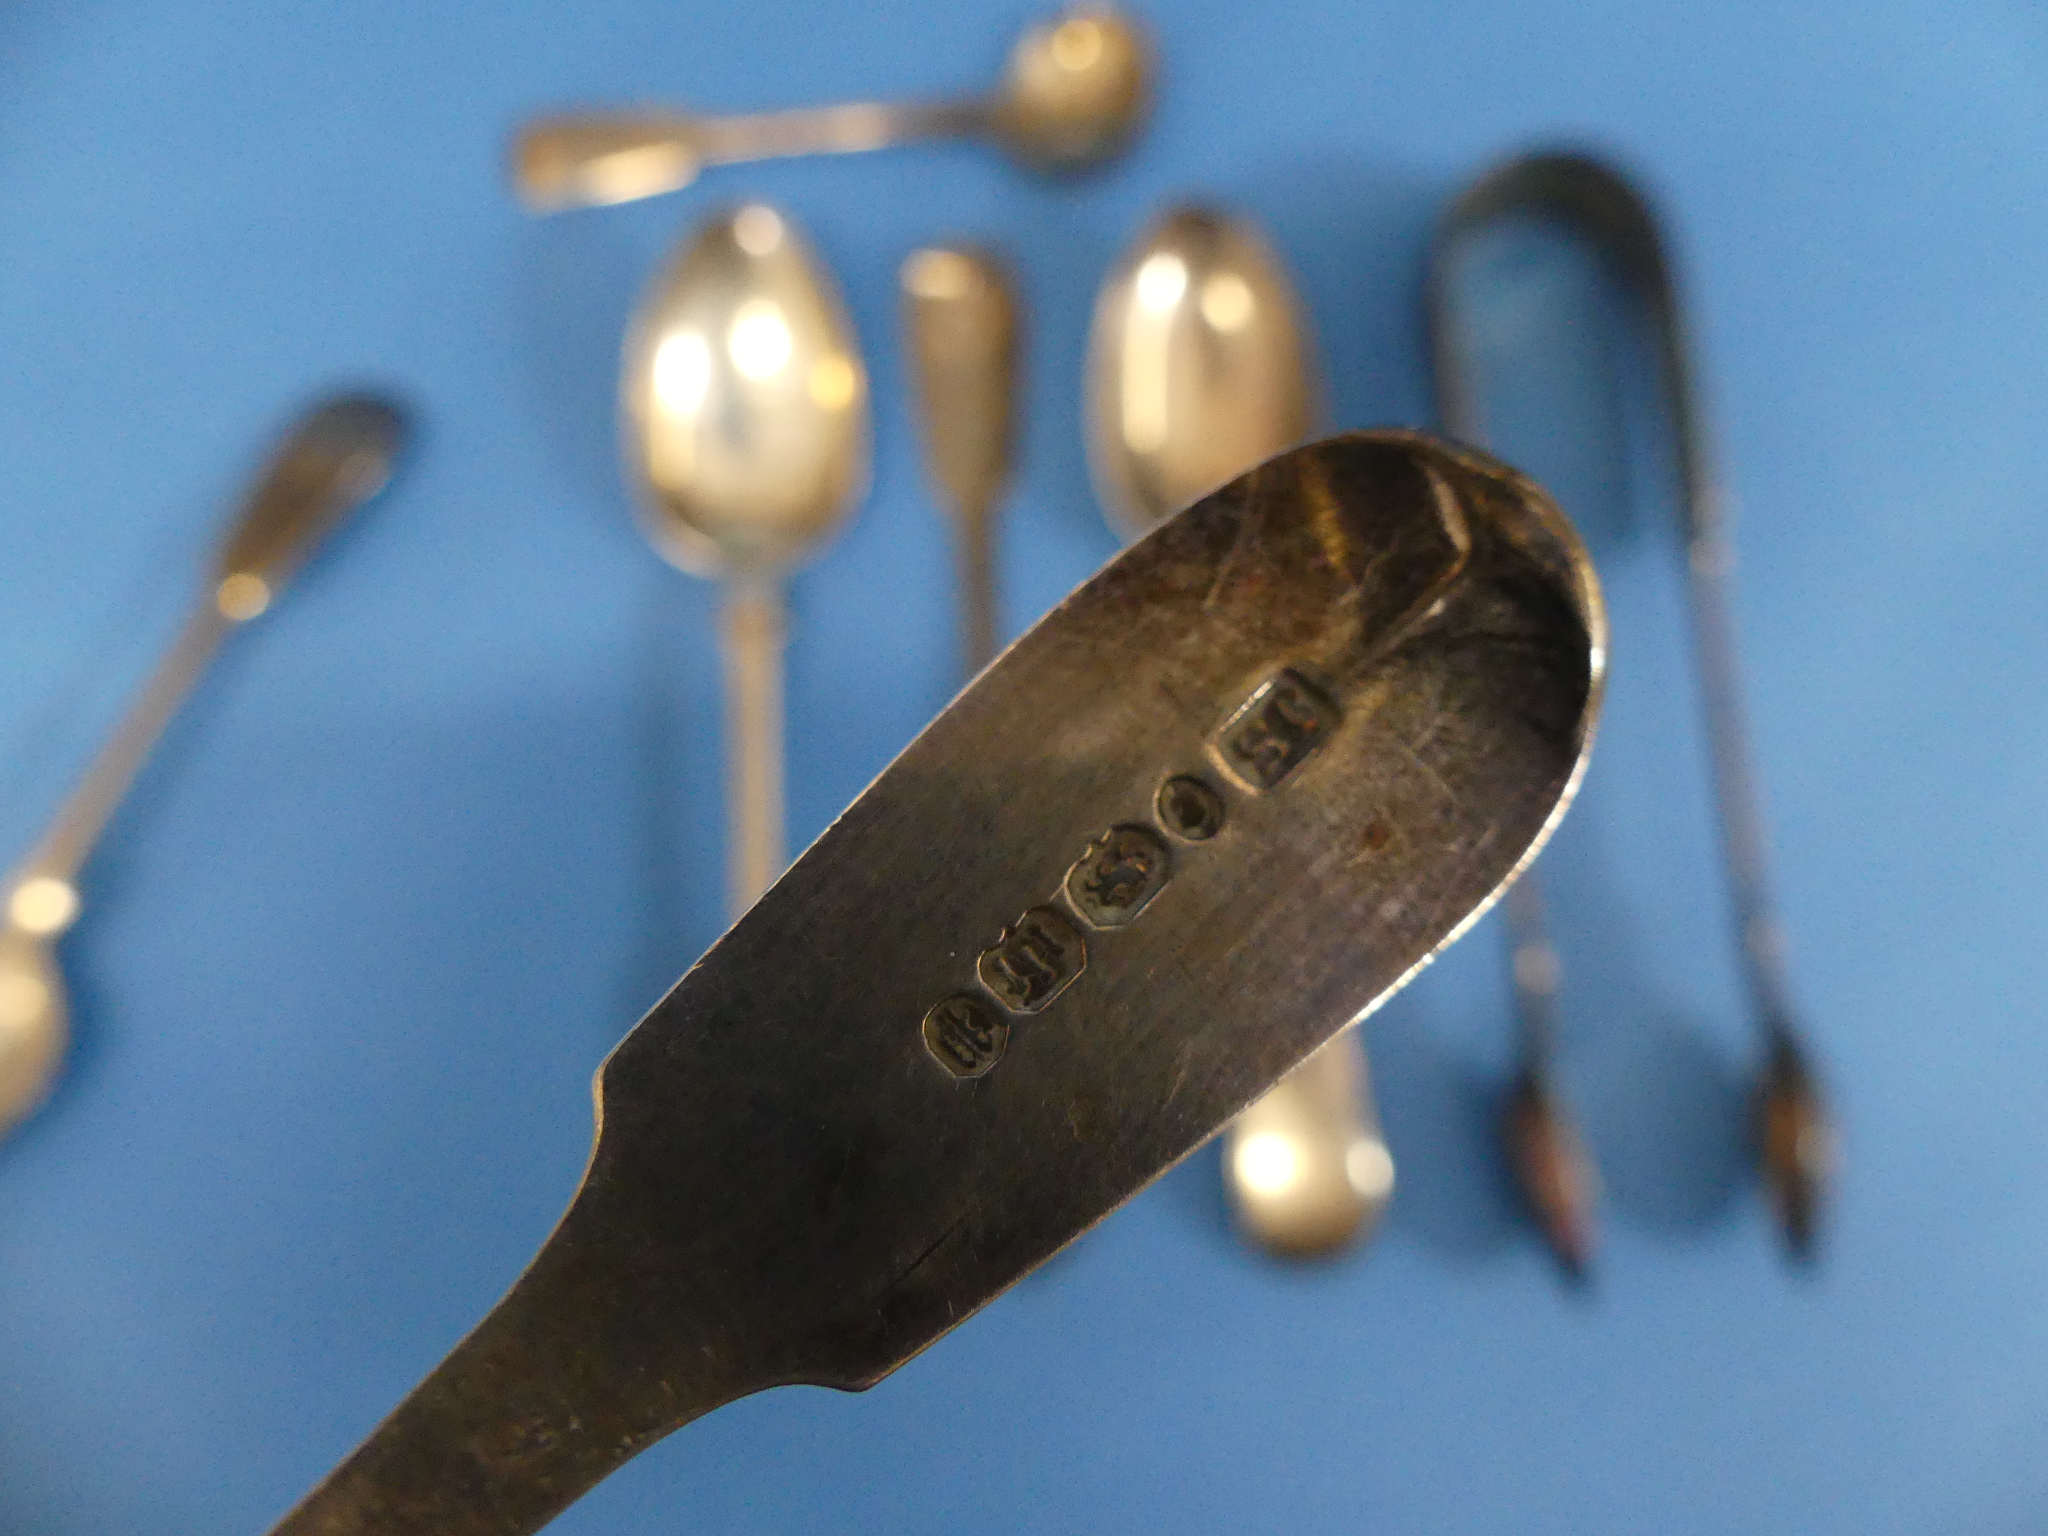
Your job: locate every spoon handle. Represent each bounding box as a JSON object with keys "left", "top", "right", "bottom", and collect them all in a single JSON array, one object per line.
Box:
[
  {"left": 693, "top": 97, "right": 986, "bottom": 164},
  {"left": 901, "top": 246, "right": 1019, "bottom": 679},
  {"left": 9, "top": 605, "right": 232, "bottom": 892},
  {"left": 721, "top": 579, "right": 786, "bottom": 916},
  {"left": 9, "top": 394, "right": 406, "bottom": 897},
  {"left": 514, "top": 98, "right": 986, "bottom": 212},
  {"left": 263, "top": 432, "right": 1605, "bottom": 1536},
  {"left": 955, "top": 501, "right": 998, "bottom": 676}
]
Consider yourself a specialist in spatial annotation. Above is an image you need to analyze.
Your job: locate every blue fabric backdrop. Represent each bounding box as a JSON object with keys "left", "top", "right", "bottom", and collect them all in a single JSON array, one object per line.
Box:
[{"left": 1, "top": 2, "right": 2043, "bottom": 1531}]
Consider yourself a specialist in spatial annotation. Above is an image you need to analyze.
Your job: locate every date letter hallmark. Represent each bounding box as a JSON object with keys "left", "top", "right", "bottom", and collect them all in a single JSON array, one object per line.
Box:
[
  {"left": 922, "top": 994, "right": 1010, "bottom": 1078},
  {"left": 1065, "top": 825, "right": 1171, "bottom": 928},
  {"left": 1215, "top": 667, "right": 1339, "bottom": 791},
  {"left": 977, "top": 906, "right": 1087, "bottom": 1012}
]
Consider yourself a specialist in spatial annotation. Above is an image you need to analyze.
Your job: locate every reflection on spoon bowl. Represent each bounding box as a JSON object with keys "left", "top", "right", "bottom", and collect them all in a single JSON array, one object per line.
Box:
[{"left": 0, "top": 922, "right": 66, "bottom": 1136}]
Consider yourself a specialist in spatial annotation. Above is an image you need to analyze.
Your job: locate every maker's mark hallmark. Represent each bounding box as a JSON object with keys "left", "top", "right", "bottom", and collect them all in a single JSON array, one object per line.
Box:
[
  {"left": 1216, "top": 667, "right": 1338, "bottom": 791},
  {"left": 977, "top": 906, "right": 1087, "bottom": 1012},
  {"left": 922, "top": 994, "right": 1010, "bottom": 1078},
  {"left": 1064, "top": 825, "right": 1171, "bottom": 928},
  {"left": 923, "top": 669, "right": 1340, "bottom": 1077}
]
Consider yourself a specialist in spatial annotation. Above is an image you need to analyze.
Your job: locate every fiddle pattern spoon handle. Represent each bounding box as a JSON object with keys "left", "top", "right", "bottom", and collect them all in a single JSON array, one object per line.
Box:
[
  {"left": 9, "top": 394, "right": 407, "bottom": 904},
  {"left": 0, "top": 394, "right": 406, "bottom": 1139},
  {"left": 903, "top": 246, "right": 1019, "bottom": 678}
]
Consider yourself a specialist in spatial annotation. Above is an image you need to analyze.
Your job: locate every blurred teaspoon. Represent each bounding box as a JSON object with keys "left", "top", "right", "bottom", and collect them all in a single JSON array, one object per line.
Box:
[
  {"left": 0, "top": 394, "right": 408, "bottom": 1136},
  {"left": 1086, "top": 205, "right": 1393, "bottom": 1257},
  {"left": 622, "top": 204, "right": 869, "bottom": 914},
  {"left": 514, "top": 8, "right": 1151, "bottom": 212},
  {"left": 267, "top": 430, "right": 1604, "bottom": 1535},
  {"left": 903, "top": 246, "right": 1019, "bottom": 676}
]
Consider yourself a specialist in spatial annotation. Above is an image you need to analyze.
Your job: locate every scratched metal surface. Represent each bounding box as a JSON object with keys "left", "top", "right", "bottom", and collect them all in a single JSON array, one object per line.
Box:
[
  {"left": 0, "top": 1, "right": 2044, "bottom": 1533},
  {"left": 275, "top": 433, "right": 1601, "bottom": 1533}
]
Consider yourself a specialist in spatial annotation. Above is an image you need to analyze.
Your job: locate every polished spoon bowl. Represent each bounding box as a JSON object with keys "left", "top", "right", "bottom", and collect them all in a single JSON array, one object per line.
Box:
[
  {"left": 0, "top": 394, "right": 408, "bottom": 1136},
  {"left": 266, "top": 430, "right": 1605, "bottom": 1536},
  {"left": 514, "top": 7, "right": 1151, "bottom": 212},
  {"left": 1086, "top": 204, "right": 1393, "bottom": 1258},
  {"left": 622, "top": 203, "right": 869, "bottom": 914}
]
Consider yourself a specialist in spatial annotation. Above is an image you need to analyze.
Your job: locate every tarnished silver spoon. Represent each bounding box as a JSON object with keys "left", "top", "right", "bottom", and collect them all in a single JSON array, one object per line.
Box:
[
  {"left": 515, "top": 8, "right": 1152, "bottom": 213},
  {"left": 266, "top": 430, "right": 1604, "bottom": 1536},
  {"left": 0, "top": 395, "right": 407, "bottom": 1137}
]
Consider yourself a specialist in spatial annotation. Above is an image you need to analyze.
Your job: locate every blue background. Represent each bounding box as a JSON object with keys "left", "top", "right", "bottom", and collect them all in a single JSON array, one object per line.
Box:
[{"left": 2, "top": 1, "right": 2043, "bottom": 1531}]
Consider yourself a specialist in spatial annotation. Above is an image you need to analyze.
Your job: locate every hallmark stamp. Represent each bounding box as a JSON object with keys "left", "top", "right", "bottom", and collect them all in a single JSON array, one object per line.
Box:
[
  {"left": 1216, "top": 667, "right": 1338, "bottom": 791},
  {"left": 978, "top": 906, "right": 1086, "bottom": 1012},
  {"left": 1065, "top": 825, "right": 1171, "bottom": 928},
  {"left": 922, "top": 993, "right": 1009, "bottom": 1078},
  {"left": 1155, "top": 774, "right": 1226, "bottom": 841}
]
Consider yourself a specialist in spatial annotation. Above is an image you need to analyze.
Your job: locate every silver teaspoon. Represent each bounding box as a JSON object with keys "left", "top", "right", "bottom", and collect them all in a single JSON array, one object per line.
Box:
[
  {"left": 514, "top": 8, "right": 1152, "bottom": 212},
  {"left": 622, "top": 204, "right": 869, "bottom": 914},
  {"left": 0, "top": 394, "right": 408, "bottom": 1136}
]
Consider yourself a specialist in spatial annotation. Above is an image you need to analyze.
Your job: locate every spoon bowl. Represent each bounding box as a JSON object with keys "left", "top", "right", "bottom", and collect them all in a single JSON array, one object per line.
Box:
[
  {"left": 991, "top": 8, "right": 1152, "bottom": 172},
  {"left": 0, "top": 926, "right": 65, "bottom": 1137},
  {"left": 1086, "top": 207, "right": 1315, "bottom": 539},
  {"left": 1228, "top": 1033, "right": 1395, "bottom": 1257},
  {"left": 623, "top": 204, "right": 867, "bottom": 582}
]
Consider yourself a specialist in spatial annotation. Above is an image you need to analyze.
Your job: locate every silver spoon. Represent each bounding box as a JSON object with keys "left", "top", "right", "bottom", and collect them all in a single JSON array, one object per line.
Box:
[
  {"left": 1085, "top": 205, "right": 1393, "bottom": 1257},
  {"left": 266, "top": 430, "right": 1605, "bottom": 1536},
  {"left": 0, "top": 394, "right": 408, "bottom": 1137},
  {"left": 622, "top": 203, "right": 869, "bottom": 915},
  {"left": 514, "top": 8, "right": 1152, "bottom": 213},
  {"left": 902, "top": 245, "right": 1019, "bottom": 677}
]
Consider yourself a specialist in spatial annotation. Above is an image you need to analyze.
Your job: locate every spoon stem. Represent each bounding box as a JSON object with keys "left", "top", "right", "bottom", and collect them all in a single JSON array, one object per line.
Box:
[
  {"left": 721, "top": 578, "right": 787, "bottom": 917},
  {"left": 11, "top": 601, "right": 234, "bottom": 895},
  {"left": 694, "top": 96, "right": 987, "bottom": 166},
  {"left": 956, "top": 497, "right": 998, "bottom": 676}
]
